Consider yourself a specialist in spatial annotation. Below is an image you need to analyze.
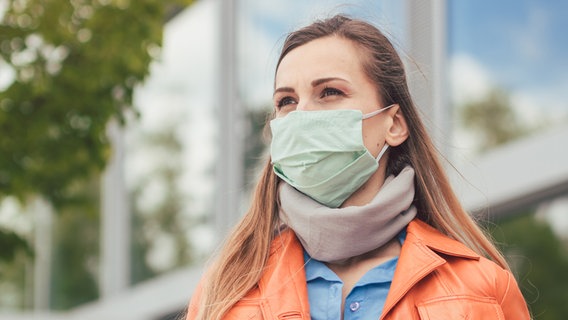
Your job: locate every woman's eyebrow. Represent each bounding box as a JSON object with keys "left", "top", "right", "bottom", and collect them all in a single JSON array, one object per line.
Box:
[
  {"left": 311, "top": 77, "right": 348, "bottom": 87},
  {"left": 273, "top": 77, "right": 348, "bottom": 96},
  {"left": 273, "top": 86, "right": 294, "bottom": 97}
]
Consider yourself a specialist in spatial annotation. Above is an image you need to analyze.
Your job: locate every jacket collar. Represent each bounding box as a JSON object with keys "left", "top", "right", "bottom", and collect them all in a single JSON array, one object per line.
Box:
[
  {"left": 257, "top": 220, "right": 481, "bottom": 319},
  {"left": 408, "top": 219, "right": 480, "bottom": 259},
  {"left": 380, "top": 219, "right": 480, "bottom": 319}
]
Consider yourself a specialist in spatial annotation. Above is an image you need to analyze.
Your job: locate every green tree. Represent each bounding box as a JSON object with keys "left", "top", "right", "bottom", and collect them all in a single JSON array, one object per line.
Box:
[
  {"left": 492, "top": 214, "right": 568, "bottom": 320},
  {"left": 244, "top": 107, "right": 271, "bottom": 189},
  {"left": 461, "top": 88, "right": 530, "bottom": 152},
  {"left": 0, "top": 0, "right": 191, "bottom": 207},
  {"left": 0, "top": 226, "right": 31, "bottom": 262},
  {"left": 50, "top": 176, "right": 100, "bottom": 309},
  {"left": 0, "top": 0, "right": 193, "bottom": 310},
  {"left": 130, "top": 126, "right": 196, "bottom": 285},
  {"left": 0, "top": 224, "right": 32, "bottom": 308}
]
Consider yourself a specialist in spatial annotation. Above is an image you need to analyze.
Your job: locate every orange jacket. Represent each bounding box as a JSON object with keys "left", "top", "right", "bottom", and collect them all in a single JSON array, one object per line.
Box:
[{"left": 187, "top": 219, "right": 530, "bottom": 319}]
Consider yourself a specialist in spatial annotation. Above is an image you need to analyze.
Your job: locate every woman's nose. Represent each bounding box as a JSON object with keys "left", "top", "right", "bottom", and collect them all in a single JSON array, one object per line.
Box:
[{"left": 296, "top": 100, "right": 322, "bottom": 111}]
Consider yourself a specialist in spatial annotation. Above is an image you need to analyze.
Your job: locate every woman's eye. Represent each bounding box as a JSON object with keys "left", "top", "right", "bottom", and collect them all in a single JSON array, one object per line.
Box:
[
  {"left": 277, "top": 96, "right": 297, "bottom": 108},
  {"left": 321, "top": 87, "right": 344, "bottom": 98}
]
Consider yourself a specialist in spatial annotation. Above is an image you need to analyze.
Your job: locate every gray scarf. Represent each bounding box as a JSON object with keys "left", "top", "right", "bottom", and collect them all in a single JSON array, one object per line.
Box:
[{"left": 278, "top": 166, "right": 417, "bottom": 262}]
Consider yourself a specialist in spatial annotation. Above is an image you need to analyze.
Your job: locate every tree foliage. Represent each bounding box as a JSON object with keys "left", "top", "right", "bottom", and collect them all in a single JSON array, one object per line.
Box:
[
  {"left": 130, "top": 127, "right": 196, "bottom": 285},
  {"left": 0, "top": 0, "right": 191, "bottom": 207},
  {"left": 0, "top": 0, "right": 193, "bottom": 309},
  {"left": 49, "top": 176, "right": 100, "bottom": 309},
  {"left": 492, "top": 214, "right": 568, "bottom": 320},
  {"left": 244, "top": 108, "right": 271, "bottom": 189},
  {"left": 0, "top": 226, "right": 31, "bottom": 261},
  {"left": 460, "top": 88, "right": 530, "bottom": 152}
]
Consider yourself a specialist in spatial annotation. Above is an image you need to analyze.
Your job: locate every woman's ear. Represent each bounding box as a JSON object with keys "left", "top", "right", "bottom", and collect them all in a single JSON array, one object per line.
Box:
[{"left": 385, "top": 104, "right": 409, "bottom": 147}]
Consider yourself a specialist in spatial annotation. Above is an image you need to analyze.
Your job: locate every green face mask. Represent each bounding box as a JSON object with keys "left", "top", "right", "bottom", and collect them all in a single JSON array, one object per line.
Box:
[{"left": 270, "top": 106, "right": 393, "bottom": 208}]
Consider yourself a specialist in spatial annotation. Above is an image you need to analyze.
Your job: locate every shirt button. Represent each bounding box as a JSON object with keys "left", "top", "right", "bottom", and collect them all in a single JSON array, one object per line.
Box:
[{"left": 349, "top": 301, "right": 360, "bottom": 312}]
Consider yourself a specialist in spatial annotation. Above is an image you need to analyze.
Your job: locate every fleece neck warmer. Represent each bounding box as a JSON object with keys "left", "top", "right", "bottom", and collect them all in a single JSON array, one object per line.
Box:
[{"left": 278, "top": 166, "right": 417, "bottom": 263}]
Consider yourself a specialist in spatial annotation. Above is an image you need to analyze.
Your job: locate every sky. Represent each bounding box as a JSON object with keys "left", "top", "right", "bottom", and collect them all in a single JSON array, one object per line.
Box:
[
  {"left": 448, "top": 0, "right": 568, "bottom": 122},
  {"left": 450, "top": 0, "right": 568, "bottom": 88}
]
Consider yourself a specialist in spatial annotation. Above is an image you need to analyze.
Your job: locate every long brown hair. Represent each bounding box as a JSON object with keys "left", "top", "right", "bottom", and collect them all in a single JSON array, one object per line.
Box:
[{"left": 194, "top": 15, "right": 508, "bottom": 320}]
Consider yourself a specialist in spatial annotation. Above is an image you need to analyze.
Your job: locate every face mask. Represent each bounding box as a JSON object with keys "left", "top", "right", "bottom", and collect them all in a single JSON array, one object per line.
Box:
[{"left": 270, "top": 105, "right": 394, "bottom": 208}]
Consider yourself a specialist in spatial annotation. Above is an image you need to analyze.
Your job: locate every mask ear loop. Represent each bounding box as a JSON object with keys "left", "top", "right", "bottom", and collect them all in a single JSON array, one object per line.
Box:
[
  {"left": 376, "top": 144, "right": 389, "bottom": 161},
  {"left": 362, "top": 104, "right": 395, "bottom": 119},
  {"left": 361, "top": 104, "right": 393, "bottom": 161}
]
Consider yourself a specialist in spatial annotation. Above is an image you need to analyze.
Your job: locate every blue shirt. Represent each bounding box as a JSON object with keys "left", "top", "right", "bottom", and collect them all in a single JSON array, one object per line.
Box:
[{"left": 304, "top": 231, "right": 406, "bottom": 320}]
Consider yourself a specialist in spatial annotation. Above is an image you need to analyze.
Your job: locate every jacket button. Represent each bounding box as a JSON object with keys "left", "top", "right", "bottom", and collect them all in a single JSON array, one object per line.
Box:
[{"left": 349, "top": 301, "right": 360, "bottom": 312}]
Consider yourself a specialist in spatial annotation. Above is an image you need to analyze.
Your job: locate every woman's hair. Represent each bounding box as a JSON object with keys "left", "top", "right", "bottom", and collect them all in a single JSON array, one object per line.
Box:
[{"left": 194, "top": 15, "right": 509, "bottom": 320}]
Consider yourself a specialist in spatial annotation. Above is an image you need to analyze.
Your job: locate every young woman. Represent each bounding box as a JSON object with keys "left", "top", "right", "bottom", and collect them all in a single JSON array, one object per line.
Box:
[{"left": 186, "top": 15, "right": 530, "bottom": 320}]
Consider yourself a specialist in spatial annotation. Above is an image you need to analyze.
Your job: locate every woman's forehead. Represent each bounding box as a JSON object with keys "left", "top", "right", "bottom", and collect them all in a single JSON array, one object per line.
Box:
[{"left": 275, "top": 37, "right": 366, "bottom": 87}]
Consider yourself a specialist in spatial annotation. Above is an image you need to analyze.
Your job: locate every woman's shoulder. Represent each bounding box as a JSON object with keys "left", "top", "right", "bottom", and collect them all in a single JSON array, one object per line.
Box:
[
  {"left": 402, "top": 220, "right": 524, "bottom": 305},
  {"left": 394, "top": 220, "right": 529, "bottom": 318},
  {"left": 418, "top": 254, "right": 529, "bottom": 318}
]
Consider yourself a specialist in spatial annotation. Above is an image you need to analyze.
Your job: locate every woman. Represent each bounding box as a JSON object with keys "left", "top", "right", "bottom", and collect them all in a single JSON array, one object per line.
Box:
[{"left": 186, "top": 15, "right": 530, "bottom": 319}]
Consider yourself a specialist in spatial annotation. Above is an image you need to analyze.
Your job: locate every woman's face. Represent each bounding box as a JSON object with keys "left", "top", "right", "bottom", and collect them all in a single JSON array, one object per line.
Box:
[{"left": 274, "top": 36, "right": 391, "bottom": 158}]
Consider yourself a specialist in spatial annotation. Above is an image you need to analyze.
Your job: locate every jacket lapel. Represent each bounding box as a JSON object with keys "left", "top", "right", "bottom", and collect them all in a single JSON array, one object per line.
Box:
[
  {"left": 380, "top": 220, "right": 480, "bottom": 319},
  {"left": 258, "top": 229, "right": 311, "bottom": 319}
]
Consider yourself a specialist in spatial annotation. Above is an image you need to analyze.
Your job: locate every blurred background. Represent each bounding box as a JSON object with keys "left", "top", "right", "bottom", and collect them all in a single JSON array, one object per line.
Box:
[{"left": 1, "top": 0, "right": 567, "bottom": 319}]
